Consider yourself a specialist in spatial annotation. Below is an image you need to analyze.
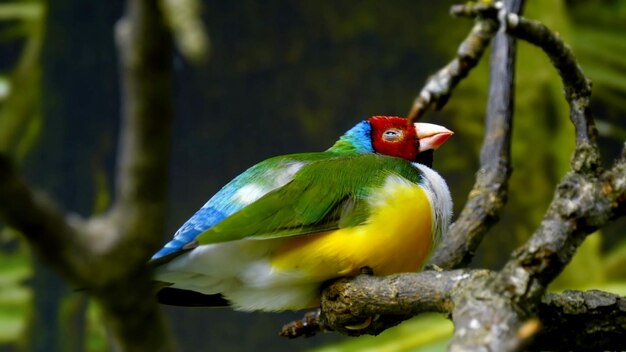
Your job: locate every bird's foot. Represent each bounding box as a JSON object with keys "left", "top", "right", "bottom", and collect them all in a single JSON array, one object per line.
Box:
[
  {"left": 359, "top": 266, "right": 374, "bottom": 275},
  {"left": 345, "top": 315, "right": 380, "bottom": 330},
  {"left": 424, "top": 263, "right": 444, "bottom": 272}
]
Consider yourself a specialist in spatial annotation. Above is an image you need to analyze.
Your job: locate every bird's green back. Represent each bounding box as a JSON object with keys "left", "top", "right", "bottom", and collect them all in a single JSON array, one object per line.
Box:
[{"left": 196, "top": 154, "right": 424, "bottom": 244}]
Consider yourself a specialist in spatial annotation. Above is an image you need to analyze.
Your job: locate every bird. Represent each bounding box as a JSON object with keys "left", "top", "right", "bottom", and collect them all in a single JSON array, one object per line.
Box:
[{"left": 151, "top": 116, "right": 453, "bottom": 312}]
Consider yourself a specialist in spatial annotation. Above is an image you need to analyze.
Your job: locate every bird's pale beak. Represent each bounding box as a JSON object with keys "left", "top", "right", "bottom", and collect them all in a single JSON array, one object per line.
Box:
[{"left": 414, "top": 123, "right": 454, "bottom": 152}]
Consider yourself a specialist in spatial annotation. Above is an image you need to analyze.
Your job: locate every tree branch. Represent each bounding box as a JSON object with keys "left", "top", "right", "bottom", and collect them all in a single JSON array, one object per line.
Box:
[
  {"left": 318, "top": 270, "right": 475, "bottom": 336},
  {"left": 431, "top": 0, "right": 524, "bottom": 269},
  {"left": 508, "top": 17, "right": 597, "bottom": 151},
  {"left": 439, "top": 3, "right": 625, "bottom": 350},
  {"left": 406, "top": 5, "right": 498, "bottom": 123},
  {"left": 160, "top": 0, "right": 210, "bottom": 65},
  {"left": 283, "top": 270, "right": 625, "bottom": 352},
  {"left": 281, "top": 269, "right": 485, "bottom": 338},
  {"left": 533, "top": 290, "right": 626, "bottom": 350}
]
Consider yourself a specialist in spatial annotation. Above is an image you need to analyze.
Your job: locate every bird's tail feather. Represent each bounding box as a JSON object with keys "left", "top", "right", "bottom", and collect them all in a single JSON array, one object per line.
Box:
[{"left": 156, "top": 287, "right": 230, "bottom": 307}]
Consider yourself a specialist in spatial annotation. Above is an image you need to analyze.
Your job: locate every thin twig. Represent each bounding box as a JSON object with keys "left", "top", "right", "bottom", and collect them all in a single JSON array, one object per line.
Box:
[
  {"left": 406, "top": 8, "right": 498, "bottom": 122},
  {"left": 279, "top": 310, "right": 322, "bottom": 339}
]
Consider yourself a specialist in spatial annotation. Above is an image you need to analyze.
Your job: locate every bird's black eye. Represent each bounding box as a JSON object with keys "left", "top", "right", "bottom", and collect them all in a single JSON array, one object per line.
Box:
[{"left": 382, "top": 129, "right": 403, "bottom": 142}]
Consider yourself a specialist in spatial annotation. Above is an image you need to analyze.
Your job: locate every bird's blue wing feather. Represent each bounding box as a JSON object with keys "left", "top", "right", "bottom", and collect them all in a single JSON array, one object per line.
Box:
[
  {"left": 151, "top": 206, "right": 230, "bottom": 259},
  {"left": 150, "top": 154, "right": 327, "bottom": 260}
]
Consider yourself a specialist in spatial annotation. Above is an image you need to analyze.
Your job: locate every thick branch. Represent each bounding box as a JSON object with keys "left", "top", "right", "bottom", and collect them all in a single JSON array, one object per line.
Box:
[
  {"left": 319, "top": 270, "right": 475, "bottom": 336},
  {"left": 490, "top": 144, "right": 626, "bottom": 305},
  {"left": 282, "top": 270, "right": 485, "bottom": 338},
  {"left": 285, "top": 270, "right": 625, "bottom": 352},
  {"left": 533, "top": 290, "right": 626, "bottom": 350},
  {"left": 431, "top": 0, "right": 523, "bottom": 269},
  {"left": 488, "top": 2, "right": 622, "bottom": 299}
]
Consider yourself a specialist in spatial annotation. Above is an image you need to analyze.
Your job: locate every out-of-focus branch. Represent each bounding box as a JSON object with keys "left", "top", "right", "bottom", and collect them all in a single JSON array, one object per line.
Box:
[
  {"left": 431, "top": 0, "right": 524, "bottom": 269},
  {"left": 1, "top": 0, "right": 178, "bottom": 350},
  {"left": 0, "top": 155, "right": 90, "bottom": 282},
  {"left": 107, "top": 0, "right": 174, "bottom": 274},
  {"left": 159, "top": 0, "right": 210, "bottom": 65},
  {"left": 87, "top": 0, "right": 176, "bottom": 350}
]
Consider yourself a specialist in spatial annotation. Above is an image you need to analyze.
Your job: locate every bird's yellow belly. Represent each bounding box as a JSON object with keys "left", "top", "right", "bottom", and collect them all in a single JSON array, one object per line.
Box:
[{"left": 272, "top": 180, "right": 433, "bottom": 282}]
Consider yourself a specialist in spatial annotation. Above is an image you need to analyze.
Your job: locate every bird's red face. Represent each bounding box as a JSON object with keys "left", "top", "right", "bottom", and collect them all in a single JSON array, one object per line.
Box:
[{"left": 368, "top": 116, "right": 453, "bottom": 161}]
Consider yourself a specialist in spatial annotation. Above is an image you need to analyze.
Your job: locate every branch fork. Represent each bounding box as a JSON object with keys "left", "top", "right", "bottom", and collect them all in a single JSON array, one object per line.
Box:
[{"left": 282, "top": 2, "right": 626, "bottom": 350}]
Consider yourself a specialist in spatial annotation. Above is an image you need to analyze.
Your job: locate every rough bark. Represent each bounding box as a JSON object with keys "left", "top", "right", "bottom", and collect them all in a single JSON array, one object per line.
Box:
[
  {"left": 535, "top": 290, "right": 626, "bottom": 350},
  {"left": 286, "top": 270, "right": 626, "bottom": 350}
]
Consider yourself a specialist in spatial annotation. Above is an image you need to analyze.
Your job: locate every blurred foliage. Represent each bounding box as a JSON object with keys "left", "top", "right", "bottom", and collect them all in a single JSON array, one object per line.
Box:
[
  {"left": 550, "top": 232, "right": 626, "bottom": 296},
  {"left": 0, "top": 229, "right": 31, "bottom": 345},
  {"left": 313, "top": 314, "right": 452, "bottom": 352},
  {"left": 0, "top": 1, "right": 44, "bottom": 158},
  {"left": 0, "top": 0, "right": 624, "bottom": 351},
  {"left": 0, "top": 1, "right": 45, "bottom": 350}
]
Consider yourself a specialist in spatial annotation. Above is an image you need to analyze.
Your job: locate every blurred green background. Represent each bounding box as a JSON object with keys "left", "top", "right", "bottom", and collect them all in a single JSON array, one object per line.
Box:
[{"left": 0, "top": 0, "right": 624, "bottom": 351}]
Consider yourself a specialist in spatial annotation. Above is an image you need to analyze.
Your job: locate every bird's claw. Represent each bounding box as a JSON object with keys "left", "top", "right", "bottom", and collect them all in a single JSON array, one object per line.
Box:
[
  {"left": 345, "top": 316, "right": 374, "bottom": 330},
  {"left": 424, "top": 263, "right": 444, "bottom": 272},
  {"left": 359, "top": 266, "right": 374, "bottom": 275},
  {"left": 344, "top": 315, "right": 379, "bottom": 330}
]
